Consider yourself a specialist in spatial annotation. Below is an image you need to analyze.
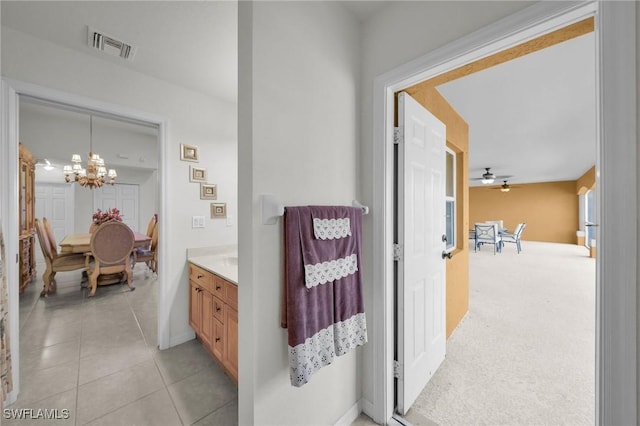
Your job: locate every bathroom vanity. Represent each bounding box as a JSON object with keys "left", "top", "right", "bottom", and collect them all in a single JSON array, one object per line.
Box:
[{"left": 188, "top": 248, "right": 238, "bottom": 383}]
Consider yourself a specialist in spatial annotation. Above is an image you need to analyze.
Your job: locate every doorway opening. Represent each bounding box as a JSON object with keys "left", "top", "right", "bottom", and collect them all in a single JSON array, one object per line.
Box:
[
  {"left": 1, "top": 79, "right": 169, "bottom": 406},
  {"left": 371, "top": 2, "right": 637, "bottom": 425}
]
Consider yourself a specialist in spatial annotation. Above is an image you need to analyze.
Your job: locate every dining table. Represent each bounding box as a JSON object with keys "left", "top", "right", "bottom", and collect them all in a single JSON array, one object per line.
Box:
[
  {"left": 59, "top": 231, "right": 152, "bottom": 254},
  {"left": 59, "top": 231, "right": 152, "bottom": 288}
]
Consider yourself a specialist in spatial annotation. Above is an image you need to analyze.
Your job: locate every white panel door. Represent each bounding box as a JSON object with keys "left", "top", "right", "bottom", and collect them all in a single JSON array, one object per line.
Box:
[
  {"left": 396, "top": 92, "right": 447, "bottom": 415},
  {"left": 34, "top": 183, "right": 74, "bottom": 262},
  {"left": 93, "top": 184, "right": 140, "bottom": 231}
]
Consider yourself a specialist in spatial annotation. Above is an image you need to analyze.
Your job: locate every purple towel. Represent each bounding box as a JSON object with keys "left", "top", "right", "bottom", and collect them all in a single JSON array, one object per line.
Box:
[{"left": 281, "top": 206, "right": 367, "bottom": 387}]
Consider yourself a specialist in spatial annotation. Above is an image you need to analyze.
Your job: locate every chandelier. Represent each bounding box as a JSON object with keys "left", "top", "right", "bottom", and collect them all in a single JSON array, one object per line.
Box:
[{"left": 63, "top": 115, "right": 117, "bottom": 188}]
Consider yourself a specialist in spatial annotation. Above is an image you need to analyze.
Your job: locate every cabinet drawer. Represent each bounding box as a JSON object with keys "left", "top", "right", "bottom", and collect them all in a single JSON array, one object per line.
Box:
[
  {"left": 189, "top": 264, "right": 213, "bottom": 292},
  {"left": 212, "top": 296, "right": 225, "bottom": 323},
  {"left": 212, "top": 275, "right": 227, "bottom": 300},
  {"left": 225, "top": 282, "right": 238, "bottom": 310}
]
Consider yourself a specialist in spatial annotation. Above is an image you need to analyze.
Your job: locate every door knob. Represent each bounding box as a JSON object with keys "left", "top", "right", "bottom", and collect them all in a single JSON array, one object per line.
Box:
[{"left": 442, "top": 251, "right": 452, "bottom": 260}]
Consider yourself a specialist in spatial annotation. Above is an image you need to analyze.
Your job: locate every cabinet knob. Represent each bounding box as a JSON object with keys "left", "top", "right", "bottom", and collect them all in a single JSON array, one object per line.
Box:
[
  {"left": 216, "top": 286, "right": 221, "bottom": 290},
  {"left": 215, "top": 337, "right": 221, "bottom": 342},
  {"left": 197, "top": 274, "right": 204, "bottom": 279},
  {"left": 216, "top": 306, "right": 221, "bottom": 312}
]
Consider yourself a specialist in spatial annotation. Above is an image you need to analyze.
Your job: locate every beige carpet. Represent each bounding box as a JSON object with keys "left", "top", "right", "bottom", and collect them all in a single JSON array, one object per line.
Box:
[{"left": 406, "top": 241, "right": 595, "bottom": 426}]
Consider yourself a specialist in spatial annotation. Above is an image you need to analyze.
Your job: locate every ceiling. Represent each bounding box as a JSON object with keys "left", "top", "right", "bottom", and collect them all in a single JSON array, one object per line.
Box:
[
  {"left": 1, "top": 1, "right": 238, "bottom": 103},
  {"left": 437, "top": 32, "right": 596, "bottom": 187},
  {"left": 3, "top": 1, "right": 596, "bottom": 187}
]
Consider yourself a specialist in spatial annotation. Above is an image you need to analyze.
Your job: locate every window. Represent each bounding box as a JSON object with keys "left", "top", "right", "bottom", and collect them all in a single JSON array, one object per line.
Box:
[{"left": 445, "top": 149, "right": 456, "bottom": 251}]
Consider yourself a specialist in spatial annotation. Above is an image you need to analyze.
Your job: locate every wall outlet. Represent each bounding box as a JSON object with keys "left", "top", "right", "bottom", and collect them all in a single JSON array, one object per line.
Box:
[{"left": 192, "top": 216, "right": 205, "bottom": 228}]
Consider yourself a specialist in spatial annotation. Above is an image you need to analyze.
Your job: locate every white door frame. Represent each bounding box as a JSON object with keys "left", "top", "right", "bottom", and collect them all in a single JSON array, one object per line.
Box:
[
  {"left": 0, "top": 78, "right": 170, "bottom": 405},
  {"left": 371, "top": 1, "right": 636, "bottom": 424}
]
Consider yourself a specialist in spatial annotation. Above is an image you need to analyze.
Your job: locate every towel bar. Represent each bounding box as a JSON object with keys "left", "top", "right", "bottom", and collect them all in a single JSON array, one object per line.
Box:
[{"left": 261, "top": 194, "right": 369, "bottom": 225}]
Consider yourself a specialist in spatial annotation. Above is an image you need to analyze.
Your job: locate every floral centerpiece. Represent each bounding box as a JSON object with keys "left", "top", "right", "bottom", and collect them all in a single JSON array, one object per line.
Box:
[{"left": 92, "top": 208, "right": 123, "bottom": 226}]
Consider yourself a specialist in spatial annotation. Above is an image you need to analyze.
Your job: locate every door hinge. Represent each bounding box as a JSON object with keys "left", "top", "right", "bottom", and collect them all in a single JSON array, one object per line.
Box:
[
  {"left": 393, "top": 360, "right": 403, "bottom": 379},
  {"left": 394, "top": 126, "right": 403, "bottom": 145},
  {"left": 393, "top": 243, "right": 403, "bottom": 261}
]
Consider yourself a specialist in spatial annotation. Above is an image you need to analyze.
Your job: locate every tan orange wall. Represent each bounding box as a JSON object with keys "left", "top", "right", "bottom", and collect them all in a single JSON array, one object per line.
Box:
[
  {"left": 576, "top": 166, "right": 596, "bottom": 195},
  {"left": 470, "top": 181, "right": 579, "bottom": 244},
  {"left": 405, "top": 86, "right": 469, "bottom": 338}
]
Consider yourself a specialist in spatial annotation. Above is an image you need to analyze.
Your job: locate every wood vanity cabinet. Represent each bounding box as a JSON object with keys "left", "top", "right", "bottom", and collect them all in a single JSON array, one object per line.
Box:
[
  {"left": 189, "top": 263, "right": 238, "bottom": 382},
  {"left": 19, "top": 143, "right": 36, "bottom": 294}
]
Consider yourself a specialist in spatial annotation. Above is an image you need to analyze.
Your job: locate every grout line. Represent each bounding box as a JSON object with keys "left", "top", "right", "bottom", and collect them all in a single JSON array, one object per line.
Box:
[
  {"left": 189, "top": 397, "right": 237, "bottom": 425},
  {"left": 125, "top": 274, "right": 186, "bottom": 425},
  {"left": 73, "top": 285, "right": 89, "bottom": 426}
]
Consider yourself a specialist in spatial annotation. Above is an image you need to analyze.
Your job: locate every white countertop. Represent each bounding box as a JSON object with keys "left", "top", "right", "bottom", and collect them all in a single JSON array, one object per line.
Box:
[{"left": 187, "top": 246, "right": 238, "bottom": 285}]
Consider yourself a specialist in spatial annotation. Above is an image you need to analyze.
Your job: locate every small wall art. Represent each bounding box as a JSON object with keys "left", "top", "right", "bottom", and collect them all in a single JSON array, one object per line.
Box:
[
  {"left": 200, "top": 183, "right": 217, "bottom": 200},
  {"left": 211, "top": 202, "right": 227, "bottom": 218},
  {"left": 180, "top": 143, "right": 199, "bottom": 162},
  {"left": 190, "top": 165, "right": 207, "bottom": 182}
]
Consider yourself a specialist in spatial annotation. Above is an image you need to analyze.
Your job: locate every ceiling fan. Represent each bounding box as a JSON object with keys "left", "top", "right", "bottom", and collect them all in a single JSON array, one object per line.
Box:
[
  {"left": 491, "top": 180, "right": 522, "bottom": 192},
  {"left": 471, "top": 167, "right": 512, "bottom": 184},
  {"left": 35, "top": 158, "right": 55, "bottom": 171}
]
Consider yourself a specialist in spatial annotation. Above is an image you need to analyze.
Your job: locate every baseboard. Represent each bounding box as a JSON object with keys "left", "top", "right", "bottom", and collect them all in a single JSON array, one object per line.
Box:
[
  {"left": 168, "top": 330, "right": 195, "bottom": 348},
  {"left": 334, "top": 399, "right": 364, "bottom": 426},
  {"left": 361, "top": 398, "right": 374, "bottom": 420}
]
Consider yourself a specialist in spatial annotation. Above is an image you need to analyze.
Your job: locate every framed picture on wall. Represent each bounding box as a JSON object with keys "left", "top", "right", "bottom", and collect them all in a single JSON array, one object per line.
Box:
[
  {"left": 211, "top": 202, "right": 227, "bottom": 218},
  {"left": 180, "top": 143, "right": 199, "bottom": 162},
  {"left": 200, "top": 183, "right": 217, "bottom": 200},
  {"left": 190, "top": 166, "right": 207, "bottom": 182}
]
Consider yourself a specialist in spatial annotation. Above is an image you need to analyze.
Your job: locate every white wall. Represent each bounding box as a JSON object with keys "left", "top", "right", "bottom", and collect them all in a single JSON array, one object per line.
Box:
[
  {"left": 238, "top": 2, "right": 361, "bottom": 424},
  {"left": 358, "top": 0, "right": 535, "bottom": 411},
  {"left": 2, "top": 21, "right": 237, "bottom": 347}
]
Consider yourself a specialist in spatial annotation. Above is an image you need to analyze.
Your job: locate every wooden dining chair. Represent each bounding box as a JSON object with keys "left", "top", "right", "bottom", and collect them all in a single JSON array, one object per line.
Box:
[
  {"left": 35, "top": 218, "right": 86, "bottom": 296},
  {"left": 145, "top": 214, "right": 158, "bottom": 239},
  {"left": 134, "top": 221, "right": 158, "bottom": 274},
  {"left": 84, "top": 221, "right": 135, "bottom": 297},
  {"left": 42, "top": 217, "right": 59, "bottom": 256}
]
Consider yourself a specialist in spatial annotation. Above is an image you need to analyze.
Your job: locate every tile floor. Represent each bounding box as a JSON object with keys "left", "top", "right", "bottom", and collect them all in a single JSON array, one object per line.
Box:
[{"left": 7, "top": 263, "right": 237, "bottom": 426}]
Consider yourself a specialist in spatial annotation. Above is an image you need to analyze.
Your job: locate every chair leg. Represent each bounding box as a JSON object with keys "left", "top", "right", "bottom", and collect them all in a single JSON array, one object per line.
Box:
[
  {"left": 88, "top": 267, "right": 100, "bottom": 297},
  {"left": 125, "top": 264, "right": 135, "bottom": 292},
  {"left": 40, "top": 265, "right": 53, "bottom": 297}
]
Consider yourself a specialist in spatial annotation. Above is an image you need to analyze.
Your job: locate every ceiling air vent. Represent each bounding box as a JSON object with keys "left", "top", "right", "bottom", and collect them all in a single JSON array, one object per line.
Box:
[{"left": 87, "top": 26, "right": 136, "bottom": 61}]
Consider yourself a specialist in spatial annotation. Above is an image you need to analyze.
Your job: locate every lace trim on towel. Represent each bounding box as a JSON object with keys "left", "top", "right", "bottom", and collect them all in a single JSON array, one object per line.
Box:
[
  {"left": 304, "top": 254, "right": 358, "bottom": 289},
  {"left": 313, "top": 217, "right": 352, "bottom": 240},
  {"left": 288, "top": 312, "right": 368, "bottom": 387}
]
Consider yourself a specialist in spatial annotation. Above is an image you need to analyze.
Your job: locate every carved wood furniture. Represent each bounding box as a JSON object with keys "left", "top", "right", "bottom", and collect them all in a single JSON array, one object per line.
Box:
[
  {"left": 59, "top": 231, "right": 151, "bottom": 254},
  {"left": 84, "top": 221, "right": 135, "bottom": 297},
  {"left": 34, "top": 218, "right": 86, "bottom": 296},
  {"left": 189, "top": 263, "right": 238, "bottom": 382},
  {"left": 134, "top": 222, "right": 158, "bottom": 274},
  {"left": 19, "top": 143, "right": 36, "bottom": 294}
]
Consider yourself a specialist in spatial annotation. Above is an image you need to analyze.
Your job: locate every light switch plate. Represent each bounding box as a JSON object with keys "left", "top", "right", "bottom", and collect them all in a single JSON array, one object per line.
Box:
[{"left": 192, "top": 216, "right": 205, "bottom": 228}]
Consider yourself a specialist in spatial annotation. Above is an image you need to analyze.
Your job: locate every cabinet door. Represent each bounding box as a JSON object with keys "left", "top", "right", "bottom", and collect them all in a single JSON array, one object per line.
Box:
[
  {"left": 212, "top": 318, "right": 225, "bottom": 362},
  {"left": 189, "top": 282, "right": 201, "bottom": 332},
  {"left": 200, "top": 289, "right": 213, "bottom": 348},
  {"left": 224, "top": 307, "right": 238, "bottom": 382}
]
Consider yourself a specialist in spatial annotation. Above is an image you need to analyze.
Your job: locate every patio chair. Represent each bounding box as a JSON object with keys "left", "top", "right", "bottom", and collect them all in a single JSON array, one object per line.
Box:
[
  {"left": 474, "top": 223, "right": 502, "bottom": 255},
  {"left": 501, "top": 223, "right": 527, "bottom": 253}
]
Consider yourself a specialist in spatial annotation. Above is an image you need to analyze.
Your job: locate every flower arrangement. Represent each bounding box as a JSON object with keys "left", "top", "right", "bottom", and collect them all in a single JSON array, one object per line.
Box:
[{"left": 92, "top": 208, "right": 123, "bottom": 225}]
